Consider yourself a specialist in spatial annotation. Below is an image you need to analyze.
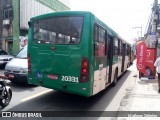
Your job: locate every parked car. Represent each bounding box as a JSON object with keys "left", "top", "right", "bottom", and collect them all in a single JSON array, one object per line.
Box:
[
  {"left": 4, "top": 46, "right": 28, "bottom": 83},
  {"left": 0, "top": 49, "right": 14, "bottom": 67}
]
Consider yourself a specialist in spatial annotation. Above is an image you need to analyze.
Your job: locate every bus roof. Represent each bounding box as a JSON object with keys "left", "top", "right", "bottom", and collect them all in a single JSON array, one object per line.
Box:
[{"left": 30, "top": 11, "right": 130, "bottom": 45}]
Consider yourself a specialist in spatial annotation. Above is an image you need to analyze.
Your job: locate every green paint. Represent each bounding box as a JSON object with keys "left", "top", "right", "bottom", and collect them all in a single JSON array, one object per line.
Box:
[
  {"left": 12, "top": 0, "right": 20, "bottom": 55},
  {"left": 35, "top": 0, "right": 70, "bottom": 11}
]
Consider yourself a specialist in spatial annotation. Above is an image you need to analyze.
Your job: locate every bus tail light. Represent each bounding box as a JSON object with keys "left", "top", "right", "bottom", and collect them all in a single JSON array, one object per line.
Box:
[
  {"left": 28, "top": 54, "right": 32, "bottom": 74},
  {"left": 80, "top": 57, "right": 89, "bottom": 82}
]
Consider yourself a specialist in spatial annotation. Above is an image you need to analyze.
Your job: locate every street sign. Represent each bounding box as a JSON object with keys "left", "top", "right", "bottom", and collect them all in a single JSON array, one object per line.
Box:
[{"left": 150, "top": 32, "right": 156, "bottom": 48}]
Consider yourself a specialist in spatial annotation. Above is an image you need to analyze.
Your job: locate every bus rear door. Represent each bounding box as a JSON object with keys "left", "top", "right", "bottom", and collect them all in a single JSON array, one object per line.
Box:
[{"left": 92, "top": 24, "right": 107, "bottom": 95}]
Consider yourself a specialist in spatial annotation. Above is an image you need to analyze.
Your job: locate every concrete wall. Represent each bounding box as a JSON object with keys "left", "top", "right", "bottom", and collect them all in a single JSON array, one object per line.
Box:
[
  {"left": 20, "top": 0, "right": 71, "bottom": 30},
  {"left": 20, "top": 0, "right": 54, "bottom": 29},
  {"left": 1, "top": 0, "right": 71, "bottom": 55}
]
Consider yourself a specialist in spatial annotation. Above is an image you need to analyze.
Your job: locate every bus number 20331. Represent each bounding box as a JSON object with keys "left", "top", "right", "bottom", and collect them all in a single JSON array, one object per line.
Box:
[{"left": 62, "top": 76, "right": 79, "bottom": 83}]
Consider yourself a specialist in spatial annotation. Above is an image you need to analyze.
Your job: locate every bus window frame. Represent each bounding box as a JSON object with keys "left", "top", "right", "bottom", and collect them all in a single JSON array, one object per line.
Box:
[
  {"left": 118, "top": 39, "right": 122, "bottom": 56},
  {"left": 94, "top": 23, "right": 106, "bottom": 57},
  {"left": 32, "top": 16, "right": 84, "bottom": 45},
  {"left": 114, "top": 37, "right": 118, "bottom": 56}
]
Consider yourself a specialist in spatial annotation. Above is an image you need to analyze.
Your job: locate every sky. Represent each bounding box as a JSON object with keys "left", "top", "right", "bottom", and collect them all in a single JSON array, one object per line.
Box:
[{"left": 71, "top": 0, "right": 154, "bottom": 44}]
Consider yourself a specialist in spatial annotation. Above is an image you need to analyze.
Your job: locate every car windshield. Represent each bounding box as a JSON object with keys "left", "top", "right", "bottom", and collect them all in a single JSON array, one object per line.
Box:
[
  {"left": 16, "top": 46, "right": 27, "bottom": 59},
  {"left": 0, "top": 49, "right": 8, "bottom": 55}
]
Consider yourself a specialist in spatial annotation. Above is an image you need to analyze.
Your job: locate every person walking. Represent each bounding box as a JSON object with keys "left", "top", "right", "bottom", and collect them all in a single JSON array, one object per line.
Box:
[{"left": 154, "top": 57, "right": 160, "bottom": 93}]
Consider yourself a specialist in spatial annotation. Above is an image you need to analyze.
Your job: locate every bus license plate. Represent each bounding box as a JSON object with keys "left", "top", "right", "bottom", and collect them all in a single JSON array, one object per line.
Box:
[{"left": 48, "top": 74, "right": 58, "bottom": 80}]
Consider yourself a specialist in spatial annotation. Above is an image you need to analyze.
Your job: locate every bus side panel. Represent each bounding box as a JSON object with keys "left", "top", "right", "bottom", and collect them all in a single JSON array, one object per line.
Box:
[
  {"left": 93, "top": 57, "right": 107, "bottom": 95},
  {"left": 124, "top": 56, "right": 129, "bottom": 71},
  {"left": 111, "top": 57, "right": 118, "bottom": 83},
  {"left": 118, "top": 55, "right": 123, "bottom": 77}
]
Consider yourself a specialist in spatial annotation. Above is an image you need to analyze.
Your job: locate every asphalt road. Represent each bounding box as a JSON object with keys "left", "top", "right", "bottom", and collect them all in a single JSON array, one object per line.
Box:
[{"left": 0, "top": 62, "right": 137, "bottom": 120}]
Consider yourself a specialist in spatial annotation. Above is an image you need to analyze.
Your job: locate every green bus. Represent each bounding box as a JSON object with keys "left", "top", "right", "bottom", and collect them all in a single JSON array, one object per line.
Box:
[{"left": 28, "top": 11, "right": 131, "bottom": 97}]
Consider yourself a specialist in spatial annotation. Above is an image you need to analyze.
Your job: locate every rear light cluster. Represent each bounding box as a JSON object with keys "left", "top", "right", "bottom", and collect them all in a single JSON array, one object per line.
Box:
[
  {"left": 80, "top": 57, "right": 89, "bottom": 82},
  {"left": 28, "top": 54, "right": 32, "bottom": 74}
]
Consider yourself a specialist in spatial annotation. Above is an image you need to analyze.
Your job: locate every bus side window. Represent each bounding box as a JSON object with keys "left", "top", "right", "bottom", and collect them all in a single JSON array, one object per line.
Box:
[
  {"left": 94, "top": 24, "right": 105, "bottom": 57},
  {"left": 99, "top": 28, "right": 105, "bottom": 57},
  {"left": 114, "top": 38, "right": 118, "bottom": 56},
  {"left": 119, "top": 40, "right": 123, "bottom": 56},
  {"left": 94, "top": 25, "right": 99, "bottom": 56},
  {"left": 105, "top": 31, "right": 107, "bottom": 56},
  {"left": 107, "top": 36, "right": 110, "bottom": 59},
  {"left": 120, "top": 40, "right": 122, "bottom": 55},
  {"left": 126, "top": 44, "right": 129, "bottom": 56},
  {"left": 128, "top": 45, "right": 131, "bottom": 56}
]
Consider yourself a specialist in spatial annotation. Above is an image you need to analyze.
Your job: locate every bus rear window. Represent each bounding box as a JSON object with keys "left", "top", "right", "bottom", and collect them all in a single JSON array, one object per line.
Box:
[{"left": 33, "top": 16, "right": 83, "bottom": 44}]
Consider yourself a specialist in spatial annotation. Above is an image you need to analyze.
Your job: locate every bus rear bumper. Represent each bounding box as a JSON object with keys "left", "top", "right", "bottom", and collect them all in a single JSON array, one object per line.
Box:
[
  {"left": 28, "top": 79, "right": 91, "bottom": 97},
  {"left": 48, "top": 83, "right": 91, "bottom": 97}
]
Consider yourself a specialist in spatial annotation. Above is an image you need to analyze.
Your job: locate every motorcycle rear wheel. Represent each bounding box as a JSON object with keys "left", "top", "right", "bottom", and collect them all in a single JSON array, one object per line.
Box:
[{"left": 0, "top": 89, "right": 12, "bottom": 108}]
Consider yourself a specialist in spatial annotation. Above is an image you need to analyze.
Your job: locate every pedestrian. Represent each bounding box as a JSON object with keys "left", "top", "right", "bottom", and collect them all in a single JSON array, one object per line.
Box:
[
  {"left": 154, "top": 57, "right": 160, "bottom": 93},
  {"left": 145, "top": 66, "right": 153, "bottom": 79}
]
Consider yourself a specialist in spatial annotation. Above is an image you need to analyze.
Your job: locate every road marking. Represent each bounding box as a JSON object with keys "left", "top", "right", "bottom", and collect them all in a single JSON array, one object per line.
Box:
[{"left": 21, "top": 89, "right": 53, "bottom": 102}]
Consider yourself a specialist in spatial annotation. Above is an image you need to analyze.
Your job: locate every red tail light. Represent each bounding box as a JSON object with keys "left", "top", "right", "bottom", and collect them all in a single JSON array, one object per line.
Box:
[
  {"left": 82, "top": 68, "right": 87, "bottom": 73},
  {"left": 28, "top": 54, "right": 32, "bottom": 74},
  {"left": 80, "top": 57, "right": 89, "bottom": 82}
]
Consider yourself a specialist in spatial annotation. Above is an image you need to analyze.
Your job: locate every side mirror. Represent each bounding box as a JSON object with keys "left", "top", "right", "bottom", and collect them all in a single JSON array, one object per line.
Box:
[{"left": 28, "top": 21, "right": 31, "bottom": 27}]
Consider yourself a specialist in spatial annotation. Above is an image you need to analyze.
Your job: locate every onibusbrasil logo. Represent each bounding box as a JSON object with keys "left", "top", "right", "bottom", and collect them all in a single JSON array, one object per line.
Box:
[{"left": 1, "top": 112, "right": 42, "bottom": 118}]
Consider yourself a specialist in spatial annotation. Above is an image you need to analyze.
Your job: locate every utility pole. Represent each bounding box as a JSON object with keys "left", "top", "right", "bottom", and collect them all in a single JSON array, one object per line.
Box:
[
  {"left": 132, "top": 26, "right": 142, "bottom": 40},
  {"left": 149, "top": 0, "right": 158, "bottom": 49}
]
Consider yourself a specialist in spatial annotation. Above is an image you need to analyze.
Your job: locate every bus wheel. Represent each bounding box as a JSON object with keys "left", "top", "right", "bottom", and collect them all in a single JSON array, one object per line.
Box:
[{"left": 112, "top": 69, "right": 118, "bottom": 87}]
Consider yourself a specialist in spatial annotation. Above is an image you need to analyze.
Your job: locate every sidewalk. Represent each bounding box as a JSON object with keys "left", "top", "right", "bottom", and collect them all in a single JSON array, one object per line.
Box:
[
  {"left": 122, "top": 77, "right": 160, "bottom": 111},
  {"left": 116, "top": 61, "right": 160, "bottom": 119}
]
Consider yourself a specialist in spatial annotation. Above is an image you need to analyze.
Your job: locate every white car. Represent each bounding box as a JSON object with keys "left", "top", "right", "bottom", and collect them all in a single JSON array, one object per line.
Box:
[
  {"left": 4, "top": 46, "right": 28, "bottom": 83},
  {"left": 0, "top": 49, "right": 13, "bottom": 67}
]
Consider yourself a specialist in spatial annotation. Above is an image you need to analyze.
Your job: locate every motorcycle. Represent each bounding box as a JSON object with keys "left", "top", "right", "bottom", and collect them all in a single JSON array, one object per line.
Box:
[{"left": 0, "top": 75, "right": 12, "bottom": 108}]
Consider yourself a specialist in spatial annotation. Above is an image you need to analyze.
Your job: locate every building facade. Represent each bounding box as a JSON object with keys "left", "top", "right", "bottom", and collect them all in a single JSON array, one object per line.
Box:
[
  {"left": 138, "top": 0, "right": 160, "bottom": 79},
  {"left": 0, "top": 0, "right": 70, "bottom": 55},
  {"left": 0, "top": 0, "right": 3, "bottom": 47},
  {"left": 144, "top": 0, "right": 160, "bottom": 55}
]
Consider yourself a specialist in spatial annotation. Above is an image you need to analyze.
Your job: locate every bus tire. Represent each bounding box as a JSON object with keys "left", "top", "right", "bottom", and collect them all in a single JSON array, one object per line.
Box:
[{"left": 112, "top": 69, "right": 118, "bottom": 87}]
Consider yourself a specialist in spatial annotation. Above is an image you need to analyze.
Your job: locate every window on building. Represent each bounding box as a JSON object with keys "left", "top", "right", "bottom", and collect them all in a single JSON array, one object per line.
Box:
[
  {"left": 3, "top": 0, "right": 13, "bottom": 20},
  {"left": 3, "top": 0, "right": 12, "bottom": 9},
  {"left": 3, "top": 9, "right": 13, "bottom": 19}
]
